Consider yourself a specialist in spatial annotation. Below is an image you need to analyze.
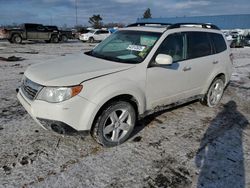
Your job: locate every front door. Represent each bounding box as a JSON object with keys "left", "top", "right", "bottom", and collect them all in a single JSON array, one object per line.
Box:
[{"left": 146, "top": 31, "right": 215, "bottom": 110}]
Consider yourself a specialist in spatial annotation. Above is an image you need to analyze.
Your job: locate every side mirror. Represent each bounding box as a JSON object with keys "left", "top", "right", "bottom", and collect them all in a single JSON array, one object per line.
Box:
[{"left": 155, "top": 54, "right": 173, "bottom": 65}]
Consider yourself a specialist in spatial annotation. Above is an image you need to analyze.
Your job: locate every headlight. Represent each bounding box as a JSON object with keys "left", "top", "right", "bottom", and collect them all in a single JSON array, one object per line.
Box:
[{"left": 36, "top": 85, "right": 83, "bottom": 103}]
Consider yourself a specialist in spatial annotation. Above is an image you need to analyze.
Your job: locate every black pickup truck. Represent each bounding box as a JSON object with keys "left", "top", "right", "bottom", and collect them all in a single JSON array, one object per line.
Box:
[
  {"left": 45, "top": 25, "right": 74, "bottom": 42},
  {"left": 0, "top": 23, "right": 60, "bottom": 44}
]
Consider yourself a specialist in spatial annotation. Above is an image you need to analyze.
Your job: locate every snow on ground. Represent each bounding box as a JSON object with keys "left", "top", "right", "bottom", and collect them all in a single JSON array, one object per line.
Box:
[{"left": 0, "top": 40, "right": 249, "bottom": 188}]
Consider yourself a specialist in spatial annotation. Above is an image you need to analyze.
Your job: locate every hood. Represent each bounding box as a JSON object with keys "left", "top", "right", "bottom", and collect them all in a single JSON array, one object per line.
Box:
[{"left": 25, "top": 53, "right": 135, "bottom": 86}]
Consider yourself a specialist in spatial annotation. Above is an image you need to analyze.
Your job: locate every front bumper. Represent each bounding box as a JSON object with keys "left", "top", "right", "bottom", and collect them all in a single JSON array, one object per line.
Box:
[
  {"left": 17, "top": 88, "right": 98, "bottom": 133},
  {"left": 79, "top": 35, "right": 88, "bottom": 41}
]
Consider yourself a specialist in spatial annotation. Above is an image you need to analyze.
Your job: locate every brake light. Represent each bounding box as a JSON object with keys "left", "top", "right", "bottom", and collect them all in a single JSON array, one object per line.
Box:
[{"left": 2, "top": 29, "right": 7, "bottom": 34}]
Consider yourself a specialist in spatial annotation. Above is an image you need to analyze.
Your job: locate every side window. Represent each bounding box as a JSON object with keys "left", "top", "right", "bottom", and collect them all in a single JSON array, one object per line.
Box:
[
  {"left": 100, "top": 30, "right": 109, "bottom": 34},
  {"left": 37, "top": 25, "right": 45, "bottom": 31},
  {"left": 157, "top": 33, "right": 185, "bottom": 62},
  {"left": 186, "top": 32, "right": 212, "bottom": 59},
  {"left": 25, "top": 24, "right": 37, "bottom": 31},
  {"left": 95, "top": 30, "right": 101, "bottom": 34},
  {"left": 209, "top": 33, "right": 227, "bottom": 53}
]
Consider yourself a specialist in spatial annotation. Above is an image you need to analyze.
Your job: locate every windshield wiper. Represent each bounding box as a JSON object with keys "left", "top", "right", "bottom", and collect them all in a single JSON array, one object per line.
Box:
[{"left": 88, "top": 51, "right": 139, "bottom": 64}]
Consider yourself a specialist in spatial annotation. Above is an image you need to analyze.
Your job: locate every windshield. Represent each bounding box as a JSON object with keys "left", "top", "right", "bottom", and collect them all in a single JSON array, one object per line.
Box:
[
  {"left": 88, "top": 30, "right": 95, "bottom": 34},
  {"left": 86, "top": 30, "right": 161, "bottom": 64}
]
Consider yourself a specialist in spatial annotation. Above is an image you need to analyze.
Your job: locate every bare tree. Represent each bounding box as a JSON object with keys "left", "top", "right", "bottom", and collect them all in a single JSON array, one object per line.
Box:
[
  {"left": 143, "top": 8, "right": 152, "bottom": 19},
  {"left": 88, "top": 14, "right": 103, "bottom": 29}
]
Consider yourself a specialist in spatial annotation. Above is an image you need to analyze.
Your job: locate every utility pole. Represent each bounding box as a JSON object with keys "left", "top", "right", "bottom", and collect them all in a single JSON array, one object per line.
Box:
[{"left": 75, "top": 0, "right": 78, "bottom": 26}]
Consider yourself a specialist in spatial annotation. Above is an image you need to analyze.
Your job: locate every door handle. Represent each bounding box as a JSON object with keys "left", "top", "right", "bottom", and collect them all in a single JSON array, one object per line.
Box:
[
  {"left": 183, "top": 66, "right": 191, "bottom": 71},
  {"left": 213, "top": 61, "right": 219, "bottom": 64}
]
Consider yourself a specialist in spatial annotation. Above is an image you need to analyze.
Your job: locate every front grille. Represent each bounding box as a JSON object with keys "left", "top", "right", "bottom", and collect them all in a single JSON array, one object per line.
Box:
[{"left": 21, "top": 77, "right": 42, "bottom": 100}]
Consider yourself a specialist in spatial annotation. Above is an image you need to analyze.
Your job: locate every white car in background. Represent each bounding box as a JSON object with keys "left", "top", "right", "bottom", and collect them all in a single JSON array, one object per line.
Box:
[{"left": 79, "top": 29, "right": 111, "bottom": 43}]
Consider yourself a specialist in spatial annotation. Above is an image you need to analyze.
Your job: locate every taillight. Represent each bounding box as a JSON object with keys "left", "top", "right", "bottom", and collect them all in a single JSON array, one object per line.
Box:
[
  {"left": 229, "top": 53, "right": 234, "bottom": 64},
  {"left": 2, "top": 29, "right": 7, "bottom": 34}
]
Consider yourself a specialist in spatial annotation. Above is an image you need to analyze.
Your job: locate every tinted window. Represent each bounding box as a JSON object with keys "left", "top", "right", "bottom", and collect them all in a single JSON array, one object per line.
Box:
[
  {"left": 100, "top": 30, "right": 109, "bottom": 34},
  {"left": 25, "top": 24, "right": 40, "bottom": 31},
  {"left": 37, "top": 26, "right": 45, "bottom": 31},
  {"left": 156, "top": 33, "right": 185, "bottom": 62},
  {"left": 209, "top": 33, "right": 227, "bottom": 53},
  {"left": 186, "top": 32, "right": 212, "bottom": 59}
]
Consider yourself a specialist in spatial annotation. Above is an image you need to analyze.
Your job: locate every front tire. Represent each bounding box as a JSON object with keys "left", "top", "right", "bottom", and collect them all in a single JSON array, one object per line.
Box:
[
  {"left": 202, "top": 77, "right": 225, "bottom": 107},
  {"left": 50, "top": 35, "right": 59, "bottom": 43},
  {"left": 88, "top": 37, "right": 95, "bottom": 43},
  {"left": 91, "top": 101, "right": 136, "bottom": 147}
]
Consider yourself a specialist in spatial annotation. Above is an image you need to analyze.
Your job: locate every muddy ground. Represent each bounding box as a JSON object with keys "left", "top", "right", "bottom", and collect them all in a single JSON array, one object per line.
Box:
[{"left": 0, "top": 40, "right": 249, "bottom": 188}]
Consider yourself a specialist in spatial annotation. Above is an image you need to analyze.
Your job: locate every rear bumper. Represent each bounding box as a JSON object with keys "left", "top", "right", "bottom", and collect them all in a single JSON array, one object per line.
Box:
[
  {"left": 0, "top": 34, "right": 8, "bottom": 39},
  {"left": 0, "top": 31, "right": 10, "bottom": 39},
  {"left": 17, "top": 88, "right": 98, "bottom": 133}
]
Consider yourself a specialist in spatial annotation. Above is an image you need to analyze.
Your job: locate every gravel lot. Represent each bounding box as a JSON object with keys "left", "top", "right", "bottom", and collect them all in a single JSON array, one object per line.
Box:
[{"left": 0, "top": 40, "right": 249, "bottom": 188}]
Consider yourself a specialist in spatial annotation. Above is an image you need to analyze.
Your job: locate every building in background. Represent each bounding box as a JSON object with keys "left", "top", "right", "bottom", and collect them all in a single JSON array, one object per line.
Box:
[{"left": 137, "top": 14, "right": 250, "bottom": 30}]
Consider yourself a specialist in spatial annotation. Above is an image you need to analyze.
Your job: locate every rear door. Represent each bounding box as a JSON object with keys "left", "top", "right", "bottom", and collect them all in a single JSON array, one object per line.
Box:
[
  {"left": 94, "top": 30, "right": 102, "bottom": 41},
  {"left": 26, "top": 24, "right": 38, "bottom": 39},
  {"left": 95, "top": 30, "right": 110, "bottom": 41},
  {"left": 183, "top": 31, "right": 215, "bottom": 94},
  {"left": 100, "top": 30, "right": 110, "bottom": 40},
  {"left": 36, "top": 25, "right": 50, "bottom": 40}
]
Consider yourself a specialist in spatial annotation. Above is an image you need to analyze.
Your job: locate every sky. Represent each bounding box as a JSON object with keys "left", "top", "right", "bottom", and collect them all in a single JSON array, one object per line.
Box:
[{"left": 0, "top": 0, "right": 250, "bottom": 27}]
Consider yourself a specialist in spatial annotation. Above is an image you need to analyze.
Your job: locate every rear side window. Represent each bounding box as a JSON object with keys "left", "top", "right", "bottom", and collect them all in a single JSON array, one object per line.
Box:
[
  {"left": 209, "top": 33, "right": 227, "bottom": 53},
  {"left": 100, "top": 30, "right": 109, "bottom": 34},
  {"left": 186, "top": 32, "right": 212, "bottom": 59}
]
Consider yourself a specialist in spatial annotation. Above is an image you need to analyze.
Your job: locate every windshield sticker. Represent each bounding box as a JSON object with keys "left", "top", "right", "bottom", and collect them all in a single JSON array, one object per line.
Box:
[
  {"left": 117, "top": 54, "right": 137, "bottom": 59},
  {"left": 127, "top": 45, "right": 145, "bottom": 52}
]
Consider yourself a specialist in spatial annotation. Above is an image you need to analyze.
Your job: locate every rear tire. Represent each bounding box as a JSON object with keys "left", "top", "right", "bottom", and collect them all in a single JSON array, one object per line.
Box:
[
  {"left": 201, "top": 77, "right": 225, "bottom": 107},
  {"left": 61, "top": 35, "right": 68, "bottom": 42},
  {"left": 11, "top": 34, "right": 22, "bottom": 44},
  {"left": 91, "top": 101, "right": 136, "bottom": 147},
  {"left": 88, "top": 37, "right": 95, "bottom": 43}
]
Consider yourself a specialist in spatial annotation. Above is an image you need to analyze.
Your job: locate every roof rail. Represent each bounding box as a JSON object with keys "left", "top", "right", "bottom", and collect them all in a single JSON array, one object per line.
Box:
[
  {"left": 167, "top": 23, "right": 220, "bottom": 30},
  {"left": 127, "top": 22, "right": 171, "bottom": 27}
]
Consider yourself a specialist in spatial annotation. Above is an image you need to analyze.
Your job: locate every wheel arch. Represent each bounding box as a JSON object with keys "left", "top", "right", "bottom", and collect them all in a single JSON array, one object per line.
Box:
[
  {"left": 79, "top": 89, "right": 146, "bottom": 131},
  {"left": 11, "top": 33, "right": 22, "bottom": 39},
  {"left": 90, "top": 94, "right": 139, "bottom": 131},
  {"left": 202, "top": 72, "right": 226, "bottom": 94}
]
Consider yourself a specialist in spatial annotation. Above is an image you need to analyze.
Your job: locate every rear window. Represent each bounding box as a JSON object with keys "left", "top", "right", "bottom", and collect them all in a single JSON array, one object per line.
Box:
[
  {"left": 186, "top": 32, "right": 212, "bottom": 59},
  {"left": 209, "top": 33, "right": 227, "bottom": 53}
]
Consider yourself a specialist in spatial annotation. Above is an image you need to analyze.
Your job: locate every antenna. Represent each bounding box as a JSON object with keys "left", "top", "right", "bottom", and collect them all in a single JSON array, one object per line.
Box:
[{"left": 75, "top": 0, "right": 78, "bottom": 26}]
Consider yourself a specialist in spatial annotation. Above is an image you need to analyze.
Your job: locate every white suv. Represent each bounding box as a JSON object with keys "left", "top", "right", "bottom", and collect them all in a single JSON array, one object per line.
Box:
[
  {"left": 79, "top": 29, "right": 111, "bottom": 43},
  {"left": 17, "top": 23, "right": 232, "bottom": 147}
]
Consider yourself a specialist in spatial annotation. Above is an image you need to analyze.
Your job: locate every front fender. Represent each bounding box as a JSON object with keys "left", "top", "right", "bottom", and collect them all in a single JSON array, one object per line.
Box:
[
  {"left": 78, "top": 80, "right": 146, "bottom": 130},
  {"left": 92, "top": 81, "right": 146, "bottom": 114}
]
